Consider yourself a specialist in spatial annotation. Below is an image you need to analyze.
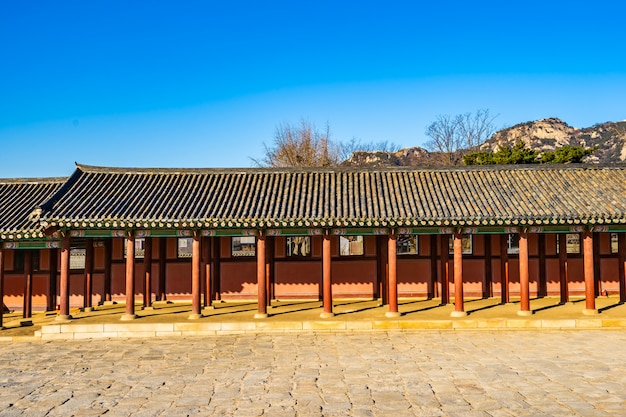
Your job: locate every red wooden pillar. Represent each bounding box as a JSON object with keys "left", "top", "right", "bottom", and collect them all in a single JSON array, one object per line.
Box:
[
  {"left": 121, "top": 234, "right": 137, "bottom": 321},
  {"left": 83, "top": 240, "right": 94, "bottom": 312},
  {"left": 518, "top": 232, "right": 532, "bottom": 316},
  {"left": 321, "top": 233, "right": 334, "bottom": 318},
  {"left": 616, "top": 233, "right": 626, "bottom": 303},
  {"left": 143, "top": 237, "right": 153, "bottom": 309},
  {"left": 48, "top": 248, "right": 58, "bottom": 311},
  {"left": 203, "top": 237, "right": 212, "bottom": 309},
  {"left": 582, "top": 231, "right": 598, "bottom": 314},
  {"left": 559, "top": 234, "right": 569, "bottom": 303},
  {"left": 440, "top": 235, "right": 450, "bottom": 305},
  {"left": 189, "top": 233, "right": 202, "bottom": 319},
  {"left": 451, "top": 233, "right": 466, "bottom": 317},
  {"left": 0, "top": 249, "right": 4, "bottom": 329},
  {"left": 386, "top": 232, "right": 400, "bottom": 317},
  {"left": 56, "top": 234, "right": 72, "bottom": 321},
  {"left": 158, "top": 237, "right": 167, "bottom": 301},
  {"left": 255, "top": 234, "right": 268, "bottom": 318},
  {"left": 500, "top": 235, "right": 510, "bottom": 304},
  {"left": 103, "top": 239, "right": 112, "bottom": 303},
  {"left": 85, "top": 242, "right": 94, "bottom": 308},
  {"left": 23, "top": 251, "right": 32, "bottom": 319}
]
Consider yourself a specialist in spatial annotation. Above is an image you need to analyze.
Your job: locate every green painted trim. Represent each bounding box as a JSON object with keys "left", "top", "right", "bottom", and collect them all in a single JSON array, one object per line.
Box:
[
  {"left": 266, "top": 228, "right": 323, "bottom": 236},
  {"left": 331, "top": 227, "right": 389, "bottom": 236},
  {"left": 202, "top": 229, "right": 259, "bottom": 237},
  {"left": 3, "top": 241, "right": 60, "bottom": 249}
]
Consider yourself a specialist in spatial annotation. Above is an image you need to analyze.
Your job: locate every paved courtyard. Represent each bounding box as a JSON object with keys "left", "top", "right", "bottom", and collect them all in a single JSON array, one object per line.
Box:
[{"left": 0, "top": 331, "right": 625, "bottom": 416}]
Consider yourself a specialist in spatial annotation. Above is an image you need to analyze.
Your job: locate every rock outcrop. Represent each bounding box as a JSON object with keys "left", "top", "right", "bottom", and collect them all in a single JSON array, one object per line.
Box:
[{"left": 340, "top": 118, "right": 626, "bottom": 167}]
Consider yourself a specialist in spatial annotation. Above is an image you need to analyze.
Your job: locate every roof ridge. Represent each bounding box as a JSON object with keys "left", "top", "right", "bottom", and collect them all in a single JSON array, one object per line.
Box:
[
  {"left": 74, "top": 162, "right": 626, "bottom": 174},
  {"left": 0, "top": 176, "right": 68, "bottom": 184}
]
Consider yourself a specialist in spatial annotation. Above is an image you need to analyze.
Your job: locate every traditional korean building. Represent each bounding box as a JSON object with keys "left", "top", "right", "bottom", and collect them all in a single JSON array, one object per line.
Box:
[
  {"left": 0, "top": 177, "right": 66, "bottom": 327},
  {"left": 2, "top": 163, "right": 626, "bottom": 325}
]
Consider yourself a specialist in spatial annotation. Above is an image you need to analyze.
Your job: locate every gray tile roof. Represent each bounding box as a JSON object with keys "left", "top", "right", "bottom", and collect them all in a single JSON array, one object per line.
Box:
[
  {"left": 0, "top": 177, "right": 66, "bottom": 240},
  {"left": 37, "top": 163, "right": 626, "bottom": 231}
]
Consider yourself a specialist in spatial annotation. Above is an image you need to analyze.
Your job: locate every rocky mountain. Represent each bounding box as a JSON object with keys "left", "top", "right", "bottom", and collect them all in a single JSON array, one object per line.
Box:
[
  {"left": 342, "top": 146, "right": 435, "bottom": 167},
  {"left": 341, "top": 118, "right": 626, "bottom": 167},
  {"left": 480, "top": 118, "right": 626, "bottom": 164}
]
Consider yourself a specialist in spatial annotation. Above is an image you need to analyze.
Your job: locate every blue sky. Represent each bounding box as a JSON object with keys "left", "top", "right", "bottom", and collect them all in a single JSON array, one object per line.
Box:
[{"left": 1, "top": 1, "right": 625, "bottom": 178}]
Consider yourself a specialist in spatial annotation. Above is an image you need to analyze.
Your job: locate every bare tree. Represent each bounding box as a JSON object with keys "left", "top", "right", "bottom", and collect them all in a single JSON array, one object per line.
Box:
[
  {"left": 339, "top": 137, "right": 401, "bottom": 161},
  {"left": 253, "top": 120, "right": 341, "bottom": 167},
  {"left": 425, "top": 109, "right": 497, "bottom": 165}
]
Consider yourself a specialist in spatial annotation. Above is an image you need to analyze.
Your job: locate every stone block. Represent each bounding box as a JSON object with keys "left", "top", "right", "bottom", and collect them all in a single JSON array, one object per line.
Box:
[
  {"left": 452, "top": 320, "right": 478, "bottom": 329},
  {"left": 476, "top": 319, "right": 507, "bottom": 328},
  {"left": 40, "top": 325, "right": 61, "bottom": 334},
  {"left": 61, "top": 324, "right": 104, "bottom": 333},
  {"left": 220, "top": 322, "right": 256, "bottom": 331},
  {"left": 256, "top": 321, "right": 303, "bottom": 331},
  {"left": 399, "top": 320, "right": 452, "bottom": 329},
  {"left": 346, "top": 321, "right": 373, "bottom": 330},
  {"left": 174, "top": 322, "right": 222, "bottom": 332},
  {"left": 506, "top": 319, "right": 542, "bottom": 328},
  {"left": 41, "top": 333, "right": 73, "bottom": 340},
  {"left": 575, "top": 319, "right": 602, "bottom": 328},
  {"left": 371, "top": 321, "right": 400, "bottom": 330},
  {"left": 601, "top": 319, "right": 626, "bottom": 328},
  {"left": 303, "top": 321, "right": 347, "bottom": 331},
  {"left": 103, "top": 323, "right": 174, "bottom": 333},
  {"left": 541, "top": 319, "right": 575, "bottom": 328}
]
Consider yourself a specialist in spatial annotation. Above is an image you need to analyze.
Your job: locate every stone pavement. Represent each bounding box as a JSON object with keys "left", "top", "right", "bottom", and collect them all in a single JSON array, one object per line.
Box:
[{"left": 0, "top": 330, "right": 625, "bottom": 416}]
